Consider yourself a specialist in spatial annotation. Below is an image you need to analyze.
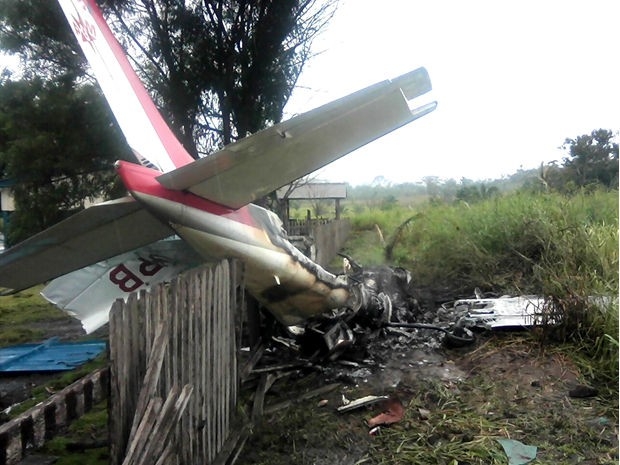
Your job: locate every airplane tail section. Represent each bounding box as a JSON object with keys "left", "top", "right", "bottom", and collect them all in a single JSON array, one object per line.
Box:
[
  {"left": 42, "top": 238, "right": 203, "bottom": 333},
  {"left": 57, "top": 0, "right": 194, "bottom": 172},
  {"left": 58, "top": 0, "right": 436, "bottom": 210},
  {"left": 0, "top": 0, "right": 438, "bottom": 332},
  {"left": 158, "top": 68, "right": 436, "bottom": 208},
  {"left": 0, "top": 197, "right": 174, "bottom": 292}
]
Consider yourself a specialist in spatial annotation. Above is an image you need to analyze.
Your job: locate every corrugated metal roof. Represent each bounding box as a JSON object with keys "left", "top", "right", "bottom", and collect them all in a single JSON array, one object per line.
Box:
[{"left": 0, "top": 338, "right": 106, "bottom": 372}]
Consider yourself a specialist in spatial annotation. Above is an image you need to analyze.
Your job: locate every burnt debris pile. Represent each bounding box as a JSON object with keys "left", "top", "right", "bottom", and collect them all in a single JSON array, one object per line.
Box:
[{"left": 254, "top": 263, "right": 476, "bottom": 373}]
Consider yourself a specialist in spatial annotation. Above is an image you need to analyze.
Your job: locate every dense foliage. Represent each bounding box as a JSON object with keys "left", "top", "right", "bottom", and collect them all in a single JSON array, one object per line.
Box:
[
  {"left": 554, "top": 129, "right": 618, "bottom": 191},
  {"left": 0, "top": 77, "right": 130, "bottom": 244}
]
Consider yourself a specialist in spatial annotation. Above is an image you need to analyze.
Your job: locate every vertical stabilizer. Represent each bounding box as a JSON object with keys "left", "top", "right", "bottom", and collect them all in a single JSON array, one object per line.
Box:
[{"left": 57, "top": 0, "right": 194, "bottom": 172}]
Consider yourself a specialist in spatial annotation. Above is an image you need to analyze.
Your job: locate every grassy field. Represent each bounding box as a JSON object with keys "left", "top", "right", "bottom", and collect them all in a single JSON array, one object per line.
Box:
[
  {"left": 1, "top": 188, "right": 617, "bottom": 464},
  {"left": 244, "top": 188, "right": 618, "bottom": 465},
  {"left": 0, "top": 285, "right": 73, "bottom": 344}
]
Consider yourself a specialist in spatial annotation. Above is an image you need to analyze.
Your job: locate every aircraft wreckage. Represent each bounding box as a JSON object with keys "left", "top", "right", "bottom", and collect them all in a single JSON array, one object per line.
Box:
[
  {"left": 0, "top": 1, "right": 560, "bottom": 350},
  {"left": 0, "top": 0, "right": 441, "bottom": 336}
]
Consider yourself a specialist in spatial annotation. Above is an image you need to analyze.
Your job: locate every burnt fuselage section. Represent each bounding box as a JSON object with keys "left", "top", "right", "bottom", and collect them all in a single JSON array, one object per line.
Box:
[{"left": 117, "top": 160, "right": 354, "bottom": 326}]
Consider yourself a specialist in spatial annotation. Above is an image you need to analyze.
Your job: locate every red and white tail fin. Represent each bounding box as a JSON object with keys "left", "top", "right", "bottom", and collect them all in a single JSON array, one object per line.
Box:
[{"left": 57, "top": 0, "right": 194, "bottom": 172}]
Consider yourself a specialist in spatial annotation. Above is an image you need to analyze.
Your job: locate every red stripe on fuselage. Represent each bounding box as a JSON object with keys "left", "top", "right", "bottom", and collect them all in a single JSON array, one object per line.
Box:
[
  {"left": 115, "top": 161, "right": 257, "bottom": 227},
  {"left": 83, "top": 0, "right": 194, "bottom": 170}
]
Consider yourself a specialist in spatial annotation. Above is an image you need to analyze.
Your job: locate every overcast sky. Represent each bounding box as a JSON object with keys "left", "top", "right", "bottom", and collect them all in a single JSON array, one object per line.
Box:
[{"left": 284, "top": 0, "right": 619, "bottom": 185}]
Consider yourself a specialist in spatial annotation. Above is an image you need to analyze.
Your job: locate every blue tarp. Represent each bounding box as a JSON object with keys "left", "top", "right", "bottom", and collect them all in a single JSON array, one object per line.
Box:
[{"left": 0, "top": 337, "right": 106, "bottom": 372}]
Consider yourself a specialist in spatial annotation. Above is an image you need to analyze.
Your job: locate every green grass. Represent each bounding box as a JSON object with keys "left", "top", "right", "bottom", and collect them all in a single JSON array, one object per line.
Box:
[
  {"left": 367, "top": 365, "right": 617, "bottom": 464},
  {"left": 237, "top": 338, "right": 618, "bottom": 465},
  {"left": 1, "top": 188, "right": 617, "bottom": 464},
  {"left": 0, "top": 285, "right": 74, "bottom": 346},
  {"left": 0, "top": 285, "right": 108, "bottom": 419},
  {"left": 340, "top": 189, "right": 619, "bottom": 385},
  {"left": 39, "top": 400, "right": 109, "bottom": 465},
  {"left": 7, "top": 355, "right": 109, "bottom": 418}
]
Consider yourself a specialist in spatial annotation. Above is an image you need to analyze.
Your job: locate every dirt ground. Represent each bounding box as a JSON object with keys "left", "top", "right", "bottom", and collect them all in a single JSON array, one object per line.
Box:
[
  {"left": 1, "top": 305, "right": 617, "bottom": 465},
  {"left": 235, "top": 327, "right": 618, "bottom": 465}
]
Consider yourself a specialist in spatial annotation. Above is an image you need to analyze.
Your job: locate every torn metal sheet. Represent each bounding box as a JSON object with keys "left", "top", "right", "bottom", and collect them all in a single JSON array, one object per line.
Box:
[
  {"left": 337, "top": 395, "right": 389, "bottom": 413},
  {"left": 0, "top": 338, "right": 106, "bottom": 372},
  {"left": 446, "top": 295, "right": 550, "bottom": 328},
  {"left": 296, "top": 320, "right": 356, "bottom": 360},
  {"left": 323, "top": 321, "right": 355, "bottom": 360}
]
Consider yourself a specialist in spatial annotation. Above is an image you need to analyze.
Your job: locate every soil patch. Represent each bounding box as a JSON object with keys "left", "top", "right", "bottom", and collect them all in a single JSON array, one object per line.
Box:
[{"left": 236, "top": 331, "right": 618, "bottom": 465}]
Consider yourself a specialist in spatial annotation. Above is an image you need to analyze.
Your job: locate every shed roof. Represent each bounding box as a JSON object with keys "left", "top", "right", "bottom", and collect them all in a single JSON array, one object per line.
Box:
[{"left": 277, "top": 182, "right": 347, "bottom": 200}]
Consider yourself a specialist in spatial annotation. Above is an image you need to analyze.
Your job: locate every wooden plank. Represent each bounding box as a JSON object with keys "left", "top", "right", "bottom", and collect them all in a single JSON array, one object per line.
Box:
[
  {"left": 153, "top": 441, "right": 175, "bottom": 465},
  {"left": 199, "top": 267, "right": 209, "bottom": 463},
  {"left": 127, "top": 321, "right": 168, "bottom": 445},
  {"left": 106, "top": 260, "right": 240, "bottom": 465},
  {"left": 170, "top": 278, "right": 180, "bottom": 395},
  {"left": 220, "top": 262, "right": 236, "bottom": 436},
  {"left": 135, "top": 384, "right": 193, "bottom": 465},
  {"left": 205, "top": 267, "right": 214, "bottom": 461},
  {"left": 252, "top": 374, "right": 276, "bottom": 422},
  {"left": 240, "top": 342, "right": 267, "bottom": 382},
  {"left": 119, "top": 296, "right": 133, "bottom": 463},
  {"left": 158, "top": 283, "right": 171, "bottom": 400},
  {"left": 143, "top": 290, "right": 153, "bottom": 365},
  {"left": 211, "top": 424, "right": 250, "bottom": 465},
  {"left": 181, "top": 273, "right": 192, "bottom": 465},
  {"left": 126, "top": 293, "right": 141, "bottom": 435},
  {"left": 108, "top": 299, "right": 123, "bottom": 465},
  {"left": 263, "top": 383, "right": 341, "bottom": 415},
  {"left": 222, "top": 261, "right": 230, "bottom": 439},
  {"left": 121, "top": 397, "right": 162, "bottom": 465},
  {"left": 215, "top": 263, "right": 224, "bottom": 451},
  {"left": 192, "top": 270, "right": 205, "bottom": 464}
]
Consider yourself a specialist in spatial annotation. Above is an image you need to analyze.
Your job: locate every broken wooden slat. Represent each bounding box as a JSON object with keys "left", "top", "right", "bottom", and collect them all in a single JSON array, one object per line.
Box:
[
  {"left": 121, "top": 397, "right": 163, "bottom": 465},
  {"left": 263, "top": 383, "right": 341, "bottom": 415},
  {"left": 134, "top": 384, "right": 194, "bottom": 465},
  {"left": 108, "top": 261, "right": 239, "bottom": 465},
  {"left": 127, "top": 321, "right": 168, "bottom": 445}
]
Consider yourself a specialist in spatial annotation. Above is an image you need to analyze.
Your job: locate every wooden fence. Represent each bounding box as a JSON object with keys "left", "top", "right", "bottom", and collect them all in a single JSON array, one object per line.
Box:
[
  {"left": 286, "top": 219, "right": 351, "bottom": 267},
  {"left": 311, "top": 219, "right": 351, "bottom": 267},
  {"left": 108, "top": 259, "right": 242, "bottom": 465},
  {"left": 0, "top": 368, "right": 109, "bottom": 465}
]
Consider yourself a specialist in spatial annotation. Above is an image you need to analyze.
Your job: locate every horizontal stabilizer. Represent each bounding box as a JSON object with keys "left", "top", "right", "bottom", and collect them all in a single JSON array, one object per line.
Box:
[
  {"left": 0, "top": 197, "right": 174, "bottom": 292},
  {"left": 157, "top": 67, "right": 436, "bottom": 208},
  {"left": 42, "top": 238, "right": 203, "bottom": 333}
]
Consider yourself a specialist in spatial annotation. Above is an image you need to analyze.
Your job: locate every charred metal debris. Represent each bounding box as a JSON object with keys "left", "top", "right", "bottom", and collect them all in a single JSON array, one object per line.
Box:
[
  {"left": 247, "top": 257, "right": 478, "bottom": 373},
  {"left": 242, "top": 254, "right": 570, "bottom": 384}
]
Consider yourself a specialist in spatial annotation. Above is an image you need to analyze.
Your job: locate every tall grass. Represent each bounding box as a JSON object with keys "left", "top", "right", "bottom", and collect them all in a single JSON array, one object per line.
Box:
[
  {"left": 395, "top": 191, "right": 618, "bottom": 294},
  {"left": 343, "top": 189, "right": 619, "bottom": 383}
]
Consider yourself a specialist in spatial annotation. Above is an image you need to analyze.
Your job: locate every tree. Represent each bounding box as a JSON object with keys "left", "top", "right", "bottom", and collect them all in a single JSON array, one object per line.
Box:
[
  {"left": 455, "top": 183, "right": 499, "bottom": 204},
  {"left": 0, "top": 1, "right": 85, "bottom": 79},
  {"left": 1, "top": 0, "right": 338, "bottom": 153},
  {"left": 0, "top": 76, "right": 131, "bottom": 243},
  {"left": 560, "top": 129, "right": 618, "bottom": 189},
  {"left": 68, "top": 0, "right": 335, "bottom": 156}
]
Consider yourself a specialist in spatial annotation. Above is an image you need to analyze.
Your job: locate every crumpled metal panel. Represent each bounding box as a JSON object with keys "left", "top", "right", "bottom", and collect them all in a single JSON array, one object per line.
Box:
[{"left": 448, "top": 295, "right": 548, "bottom": 328}]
